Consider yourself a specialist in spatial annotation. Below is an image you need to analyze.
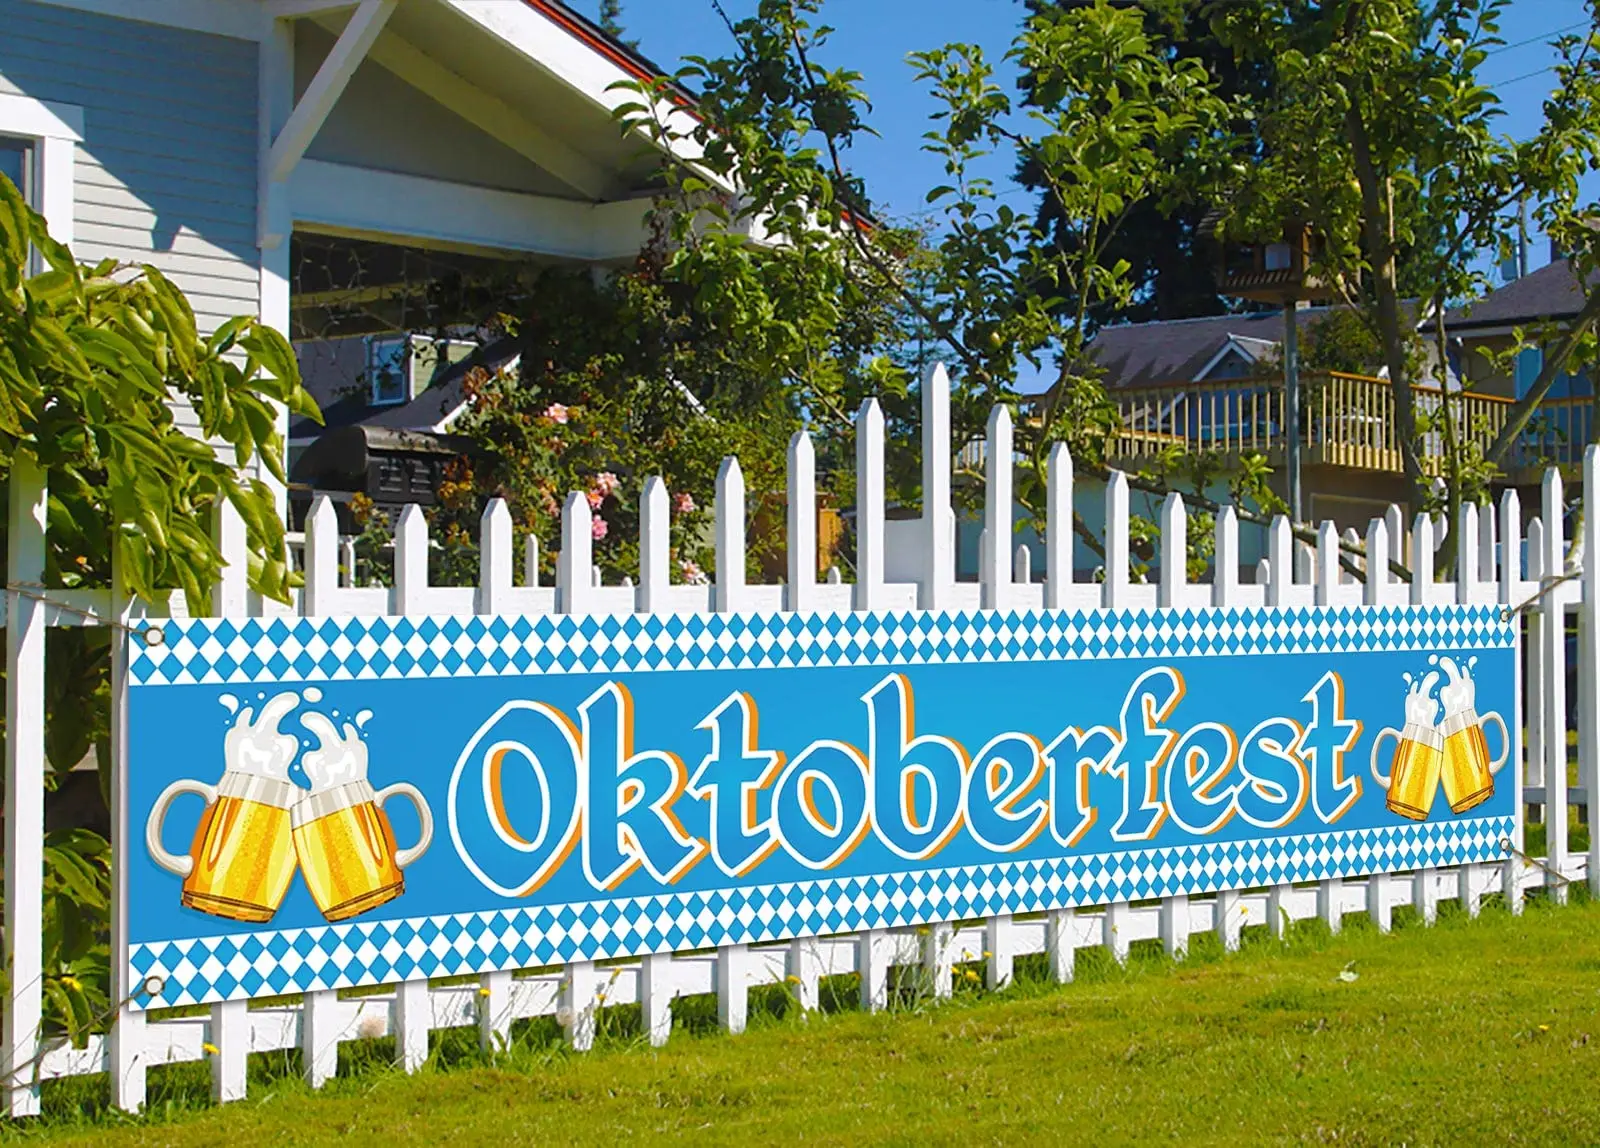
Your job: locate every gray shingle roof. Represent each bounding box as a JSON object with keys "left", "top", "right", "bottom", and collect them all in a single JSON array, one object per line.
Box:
[
  {"left": 1445, "top": 259, "right": 1592, "bottom": 330},
  {"left": 1089, "top": 307, "right": 1325, "bottom": 389}
]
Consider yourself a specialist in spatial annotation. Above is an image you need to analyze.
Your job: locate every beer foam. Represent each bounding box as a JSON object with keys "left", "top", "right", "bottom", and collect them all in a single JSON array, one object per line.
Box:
[
  {"left": 1402, "top": 670, "right": 1441, "bottom": 728},
  {"left": 300, "top": 711, "right": 368, "bottom": 793},
  {"left": 223, "top": 690, "right": 301, "bottom": 782},
  {"left": 1437, "top": 656, "right": 1476, "bottom": 719}
]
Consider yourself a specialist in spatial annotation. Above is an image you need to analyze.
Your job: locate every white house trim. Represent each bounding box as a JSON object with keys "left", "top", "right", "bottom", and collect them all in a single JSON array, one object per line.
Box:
[
  {"left": 0, "top": 92, "right": 82, "bottom": 250},
  {"left": 26, "top": 0, "right": 264, "bottom": 40},
  {"left": 445, "top": 0, "right": 718, "bottom": 182},
  {"left": 267, "top": 0, "right": 396, "bottom": 185},
  {"left": 1191, "top": 334, "right": 1277, "bottom": 382},
  {"left": 289, "top": 159, "right": 650, "bottom": 260}
]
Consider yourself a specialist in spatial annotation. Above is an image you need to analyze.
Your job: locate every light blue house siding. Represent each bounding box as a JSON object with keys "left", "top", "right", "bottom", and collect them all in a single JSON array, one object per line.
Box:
[{"left": 0, "top": 2, "right": 261, "bottom": 366}]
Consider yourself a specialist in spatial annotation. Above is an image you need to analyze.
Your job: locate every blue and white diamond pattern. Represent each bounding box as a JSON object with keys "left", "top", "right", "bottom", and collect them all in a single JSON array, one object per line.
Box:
[
  {"left": 129, "top": 815, "right": 1513, "bottom": 1009},
  {"left": 130, "top": 605, "right": 1513, "bottom": 687}
]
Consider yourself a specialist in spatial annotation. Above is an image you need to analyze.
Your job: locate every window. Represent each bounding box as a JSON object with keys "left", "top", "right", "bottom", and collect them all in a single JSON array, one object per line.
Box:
[
  {"left": 367, "top": 335, "right": 409, "bottom": 405},
  {"left": 367, "top": 333, "right": 477, "bottom": 405},
  {"left": 0, "top": 92, "right": 82, "bottom": 252},
  {"left": 0, "top": 135, "right": 31, "bottom": 203}
]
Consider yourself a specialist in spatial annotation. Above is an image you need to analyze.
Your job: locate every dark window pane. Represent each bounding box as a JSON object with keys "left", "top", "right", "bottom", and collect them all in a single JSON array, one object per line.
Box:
[{"left": 0, "top": 136, "right": 31, "bottom": 203}]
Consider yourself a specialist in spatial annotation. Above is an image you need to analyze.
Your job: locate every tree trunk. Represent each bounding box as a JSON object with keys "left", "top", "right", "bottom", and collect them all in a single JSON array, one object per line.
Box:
[{"left": 1344, "top": 97, "right": 1427, "bottom": 510}]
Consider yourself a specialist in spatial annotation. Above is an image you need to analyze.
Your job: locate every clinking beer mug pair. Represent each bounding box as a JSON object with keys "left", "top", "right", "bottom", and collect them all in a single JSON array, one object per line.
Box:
[
  {"left": 145, "top": 692, "right": 432, "bottom": 924},
  {"left": 1370, "top": 658, "right": 1508, "bottom": 821}
]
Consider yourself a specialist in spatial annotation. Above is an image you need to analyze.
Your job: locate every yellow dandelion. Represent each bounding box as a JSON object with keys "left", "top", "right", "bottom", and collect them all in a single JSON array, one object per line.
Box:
[
  {"left": 982, "top": 951, "right": 993, "bottom": 958},
  {"left": 786, "top": 975, "right": 802, "bottom": 985},
  {"left": 59, "top": 975, "right": 80, "bottom": 991},
  {"left": 1539, "top": 1024, "right": 1551, "bottom": 1033},
  {"left": 477, "top": 986, "right": 492, "bottom": 998},
  {"left": 203, "top": 1042, "right": 219, "bottom": 1056}
]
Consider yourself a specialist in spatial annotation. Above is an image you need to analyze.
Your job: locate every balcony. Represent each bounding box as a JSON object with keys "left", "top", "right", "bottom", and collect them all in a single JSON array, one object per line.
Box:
[{"left": 1107, "top": 371, "right": 1594, "bottom": 481}]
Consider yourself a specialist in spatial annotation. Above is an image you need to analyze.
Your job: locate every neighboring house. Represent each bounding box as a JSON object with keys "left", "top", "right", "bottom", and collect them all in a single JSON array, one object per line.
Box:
[
  {"left": 1447, "top": 256, "right": 1594, "bottom": 399},
  {"left": 0, "top": 0, "right": 699, "bottom": 501},
  {"left": 1446, "top": 256, "right": 1596, "bottom": 482}
]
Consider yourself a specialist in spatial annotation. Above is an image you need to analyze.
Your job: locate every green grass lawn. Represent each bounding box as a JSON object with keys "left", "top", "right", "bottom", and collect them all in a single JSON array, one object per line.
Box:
[{"left": 12, "top": 895, "right": 1600, "bottom": 1146}]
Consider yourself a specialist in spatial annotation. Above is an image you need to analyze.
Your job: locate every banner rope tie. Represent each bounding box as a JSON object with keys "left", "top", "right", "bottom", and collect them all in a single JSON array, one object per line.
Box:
[
  {"left": 4, "top": 582, "right": 164, "bottom": 645},
  {"left": 1500, "top": 837, "right": 1573, "bottom": 887},
  {"left": 1501, "top": 567, "right": 1583, "bottom": 621}
]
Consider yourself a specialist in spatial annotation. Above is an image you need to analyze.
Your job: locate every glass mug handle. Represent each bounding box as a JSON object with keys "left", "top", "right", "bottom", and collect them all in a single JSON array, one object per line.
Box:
[
  {"left": 1369, "top": 727, "right": 1402, "bottom": 788},
  {"left": 145, "top": 778, "right": 218, "bottom": 878},
  {"left": 1481, "top": 711, "right": 1511, "bottom": 774},
  {"left": 375, "top": 782, "right": 433, "bottom": 869}
]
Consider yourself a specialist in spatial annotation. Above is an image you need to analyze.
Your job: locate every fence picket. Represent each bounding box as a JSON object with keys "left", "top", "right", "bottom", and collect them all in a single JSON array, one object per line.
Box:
[
  {"left": 1315, "top": 522, "right": 1344, "bottom": 934},
  {"left": 107, "top": 545, "right": 146, "bottom": 1113},
  {"left": 922, "top": 364, "right": 954, "bottom": 609},
  {"left": 1456, "top": 504, "right": 1485, "bottom": 916},
  {"left": 640, "top": 953, "right": 674, "bottom": 1046},
  {"left": 923, "top": 922, "right": 955, "bottom": 999},
  {"left": 1159, "top": 494, "right": 1189, "bottom": 958},
  {"left": 856, "top": 399, "right": 886, "bottom": 611},
  {"left": 1541, "top": 470, "right": 1570, "bottom": 902},
  {"left": 1500, "top": 490, "right": 1527, "bottom": 913},
  {"left": 983, "top": 405, "right": 1013, "bottom": 611},
  {"left": 1363, "top": 518, "right": 1396, "bottom": 931},
  {"left": 985, "top": 915, "right": 1014, "bottom": 989},
  {"left": 1584, "top": 448, "right": 1600, "bottom": 898},
  {"left": 1045, "top": 908, "right": 1076, "bottom": 983},
  {"left": 1046, "top": 444, "right": 1073, "bottom": 609},
  {"left": 787, "top": 432, "right": 817, "bottom": 613},
  {"left": 1, "top": 457, "right": 50, "bottom": 1112},
  {"left": 208, "top": 501, "right": 251, "bottom": 1102}
]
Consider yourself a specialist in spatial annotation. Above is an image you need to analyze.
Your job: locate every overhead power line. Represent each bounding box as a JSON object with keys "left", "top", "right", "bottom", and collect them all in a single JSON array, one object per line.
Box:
[{"left": 1485, "top": 21, "right": 1588, "bottom": 56}]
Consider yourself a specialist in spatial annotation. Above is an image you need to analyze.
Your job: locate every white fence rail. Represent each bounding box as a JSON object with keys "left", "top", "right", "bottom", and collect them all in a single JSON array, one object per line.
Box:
[{"left": 2, "top": 365, "right": 1593, "bottom": 1115}]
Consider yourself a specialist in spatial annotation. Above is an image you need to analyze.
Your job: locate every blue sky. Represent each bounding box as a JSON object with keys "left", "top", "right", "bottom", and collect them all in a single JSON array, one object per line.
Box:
[{"left": 586, "top": 0, "right": 1596, "bottom": 271}]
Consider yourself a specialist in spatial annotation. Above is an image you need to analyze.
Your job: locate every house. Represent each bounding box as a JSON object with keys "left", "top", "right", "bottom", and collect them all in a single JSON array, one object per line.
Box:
[
  {"left": 1445, "top": 255, "right": 1596, "bottom": 482},
  {"left": 0, "top": 0, "right": 701, "bottom": 503}
]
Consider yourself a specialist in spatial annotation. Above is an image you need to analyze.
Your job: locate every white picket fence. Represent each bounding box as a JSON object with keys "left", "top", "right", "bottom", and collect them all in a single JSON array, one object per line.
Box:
[{"left": 2, "top": 366, "right": 1594, "bottom": 1116}]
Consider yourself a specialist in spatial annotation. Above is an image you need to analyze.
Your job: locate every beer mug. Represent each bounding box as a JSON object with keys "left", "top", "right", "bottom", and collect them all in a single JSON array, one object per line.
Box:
[
  {"left": 145, "top": 771, "right": 299, "bottom": 923},
  {"left": 291, "top": 780, "right": 432, "bottom": 922},
  {"left": 1439, "top": 709, "right": 1510, "bottom": 814},
  {"left": 1371, "top": 721, "right": 1445, "bottom": 821}
]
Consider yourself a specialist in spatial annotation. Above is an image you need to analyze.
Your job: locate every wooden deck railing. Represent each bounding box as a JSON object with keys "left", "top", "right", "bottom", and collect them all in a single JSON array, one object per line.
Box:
[{"left": 1108, "top": 371, "right": 1595, "bottom": 475}]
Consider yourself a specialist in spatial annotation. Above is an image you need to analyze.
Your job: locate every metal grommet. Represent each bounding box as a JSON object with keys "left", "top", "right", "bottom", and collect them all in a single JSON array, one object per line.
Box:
[
  {"left": 141, "top": 974, "right": 165, "bottom": 999},
  {"left": 1500, "top": 607, "right": 1514, "bottom": 622},
  {"left": 141, "top": 626, "right": 165, "bottom": 648}
]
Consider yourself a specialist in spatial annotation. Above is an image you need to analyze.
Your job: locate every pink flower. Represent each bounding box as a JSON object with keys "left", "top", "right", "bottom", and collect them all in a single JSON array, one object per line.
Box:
[
  {"left": 586, "top": 489, "right": 605, "bottom": 510},
  {"left": 679, "top": 559, "right": 706, "bottom": 585},
  {"left": 673, "top": 491, "right": 697, "bottom": 514},
  {"left": 543, "top": 403, "right": 569, "bottom": 424},
  {"left": 591, "top": 516, "right": 609, "bottom": 541},
  {"left": 592, "top": 471, "right": 621, "bottom": 496}
]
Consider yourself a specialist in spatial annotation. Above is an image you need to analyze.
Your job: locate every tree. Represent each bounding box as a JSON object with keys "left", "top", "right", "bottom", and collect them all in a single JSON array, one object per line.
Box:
[
  {"left": 597, "top": 0, "right": 637, "bottom": 50},
  {"left": 618, "top": 0, "right": 1272, "bottom": 567},
  {"left": 1020, "top": 0, "right": 1277, "bottom": 326},
  {"left": 0, "top": 174, "right": 317, "bottom": 1036},
  {"left": 1214, "top": 0, "right": 1600, "bottom": 518}
]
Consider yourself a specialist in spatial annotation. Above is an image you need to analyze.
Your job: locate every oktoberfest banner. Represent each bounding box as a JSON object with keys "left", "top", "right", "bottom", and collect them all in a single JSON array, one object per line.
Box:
[{"left": 124, "top": 604, "right": 1516, "bottom": 1008}]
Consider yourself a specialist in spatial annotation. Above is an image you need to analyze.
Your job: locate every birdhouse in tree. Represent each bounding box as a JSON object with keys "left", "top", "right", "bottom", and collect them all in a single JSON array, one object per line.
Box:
[{"left": 1211, "top": 218, "right": 1335, "bottom": 305}]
